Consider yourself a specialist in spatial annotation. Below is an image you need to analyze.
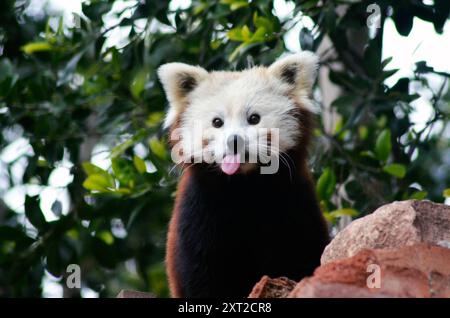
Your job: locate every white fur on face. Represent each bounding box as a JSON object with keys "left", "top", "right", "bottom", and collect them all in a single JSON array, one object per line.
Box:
[{"left": 158, "top": 52, "right": 319, "bottom": 170}]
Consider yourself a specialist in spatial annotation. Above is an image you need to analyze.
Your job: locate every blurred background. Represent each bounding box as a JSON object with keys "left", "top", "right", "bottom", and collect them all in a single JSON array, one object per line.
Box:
[{"left": 0, "top": 0, "right": 449, "bottom": 297}]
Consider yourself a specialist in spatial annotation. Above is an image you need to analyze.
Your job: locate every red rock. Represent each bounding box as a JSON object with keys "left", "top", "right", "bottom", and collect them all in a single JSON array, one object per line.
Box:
[
  {"left": 288, "top": 244, "right": 450, "bottom": 298},
  {"left": 321, "top": 200, "right": 450, "bottom": 264},
  {"left": 248, "top": 276, "right": 296, "bottom": 298}
]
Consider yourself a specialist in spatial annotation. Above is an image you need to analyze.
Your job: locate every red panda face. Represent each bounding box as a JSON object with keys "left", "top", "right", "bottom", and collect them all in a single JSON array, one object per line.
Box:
[{"left": 158, "top": 52, "right": 318, "bottom": 175}]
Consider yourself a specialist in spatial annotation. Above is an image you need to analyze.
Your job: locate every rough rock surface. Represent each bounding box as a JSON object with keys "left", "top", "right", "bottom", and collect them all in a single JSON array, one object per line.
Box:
[
  {"left": 248, "top": 276, "right": 296, "bottom": 298},
  {"left": 321, "top": 200, "right": 450, "bottom": 264},
  {"left": 288, "top": 244, "right": 450, "bottom": 298}
]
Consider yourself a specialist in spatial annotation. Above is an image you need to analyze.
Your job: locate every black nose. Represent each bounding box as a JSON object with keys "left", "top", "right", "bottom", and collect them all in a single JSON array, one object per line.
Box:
[{"left": 227, "top": 134, "right": 244, "bottom": 154}]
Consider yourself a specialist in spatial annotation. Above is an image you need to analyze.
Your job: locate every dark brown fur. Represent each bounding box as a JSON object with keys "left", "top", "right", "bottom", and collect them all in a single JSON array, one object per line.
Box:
[{"left": 165, "top": 107, "right": 329, "bottom": 297}]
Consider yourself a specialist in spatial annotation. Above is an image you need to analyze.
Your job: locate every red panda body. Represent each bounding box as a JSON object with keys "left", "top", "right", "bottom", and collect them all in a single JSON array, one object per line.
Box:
[
  {"left": 159, "top": 52, "right": 330, "bottom": 297},
  {"left": 166, "top": 156, "right": 329, "bottom": 297}
]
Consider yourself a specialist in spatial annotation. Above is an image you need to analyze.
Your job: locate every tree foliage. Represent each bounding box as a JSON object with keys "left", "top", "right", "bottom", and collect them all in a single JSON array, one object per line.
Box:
[{"left": 0, "top": 0, "right": 449, "bottom": 297}]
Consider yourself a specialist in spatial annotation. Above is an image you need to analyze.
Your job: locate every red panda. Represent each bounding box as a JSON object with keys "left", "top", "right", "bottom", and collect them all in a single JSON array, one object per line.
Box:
[{"left": 158, "top": 52, "right": 329, "bottom": 297}]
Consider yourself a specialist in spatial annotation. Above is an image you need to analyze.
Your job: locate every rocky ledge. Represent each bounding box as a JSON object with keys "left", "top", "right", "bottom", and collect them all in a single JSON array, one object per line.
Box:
[{"left": 249, "top": 200, "right": 450, "bottom": 298}]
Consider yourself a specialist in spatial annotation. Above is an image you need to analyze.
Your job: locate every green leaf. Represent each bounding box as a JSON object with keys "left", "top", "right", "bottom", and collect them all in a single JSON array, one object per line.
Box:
[
  {"left": 410, "top": 191, "right": 427, "bottom": 200},
  {"left": 133, "top": 155, "right": 147, "bottom": 174},
  {"left": 83, "top": 174, "right": 115, "bottom": 192},
  {"left": 415, "top": 61, "right": 434, "bottom": 74},
  {"left": 210, "top": 39, "right": 222, "bottom": 50},
  {"left": 333, "top": 117, "right": 344, "bottom": 136},
  {"left": 193, "top": 2, "right": 208, "bottom": 15},
  {"left": 110, "top": 130, "right": 147, "bottom": 158},
  {"left": 82, "top": 163, "right": 115, "bottom": 192},
  {"left": 97, "top": 231, "right": 114, "bottom": 245},
  {"left": 383, "top": 163, "right": 406, "bottom": 178},
  {"left": 148, "top": 262, "right": 169, "bottom": 296},
  {"left": 220, "top": 0, "right": 249, "bottom": 11},
  {"left": 331, "top": 95, "right": 357, "bottom": 110},
  {"left": 149, "top": 138, "right": 167, "bottom": 160},
  {"left": 114, "top": 188, "right": 132, "bottom": 195},
  {"left": 253, "top": 12, "right": 274, "bottom": 33},
  {"left": 228, "top": 42, "right": 253, "bottom": 62},
  {"left": 322, "top": 211, "right": 335, "bottom": 224},
  {"left": 241, "top": 25, "right": 252, "bottom": 42},
  {"left": 393, "top": 7, "right": 414, "bottom": 36},
  {"left": 227, "top": 27, "right": 244, "bottom": 42},
  {"left": 382, "top": 68, "right": 399, "bottom": 80},
  {"left": 111, "top": 139, "right": 135, "bottom": 158},
  {"left": 250, "top": 26, "right": 268, "bottom": 43},
  {"left": 230, "top": 1, "right": 248, "bottom": 11},
  {"left": 45, "top": 242, "right": 64, "bottom": 277},
  {"left": 82, "top": 1, "right": 112, "bottom": 20},
  {"left": 381, "top": 57, "right": 393, "bottom": 69},
  {"left": 377, "top": 115, "right": 388, "bottom": 128},
  {"left": 130, "top": 69, "right": 149, "bottom": 100},
  {"left": 0, "top": 58, "right": 14, "bottom": 83},
  {"left": 82, "top": 162, "right": 107, "bottom": 176},
  {"left": 45, "top": 237, "right": 74, "bottom": 278},
  {"left": 112, "top": 158, "right": 136, "bottom": 187},
  {"left": 25, "top": 195, "right": 47, "bottom": 230},
  {"left": 359, "top": 150, "right": 376, "bottom": 159},
  {"left": 375, "top": 129, "right": 391, "bottom": 162},
  {"left": 329, "top": 208, "right": 359, "bottom": 218},
  {"left": 316, "top": 168, "right": 336, "bottom": 201},
  {"left": 443, "top": 188, "right": 450, "bottom": 198},
  {"left": 329, "top": 70, "right": 368, "bottom": 92},
  {"left": 301, "top": 0, "right": 320, "bottom": 10},
  {"left": 22, "top": 41, "right": 52, "bottom": 54},
  {"left": 146, "top": 112, "right": 164, "bottom": 127},
  {"left": 363, "top": 39, "right": 382, "bottom": 77},
  {"left": 358, "top": 126, "right": 369, "bottom": 140}
]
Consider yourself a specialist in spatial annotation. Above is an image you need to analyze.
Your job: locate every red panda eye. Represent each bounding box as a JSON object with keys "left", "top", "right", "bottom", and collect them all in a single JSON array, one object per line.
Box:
[
  {"left": 212, "top": 118, "right": 223, "bottom": 128},
  {"left": 247, "top": 113, "right": 260, "bottom": 125}
]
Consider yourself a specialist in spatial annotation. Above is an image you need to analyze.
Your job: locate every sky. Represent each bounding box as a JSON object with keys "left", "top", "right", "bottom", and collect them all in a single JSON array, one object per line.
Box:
[{"left": 1, "top": 0, "right": 449, "bottom": 297}]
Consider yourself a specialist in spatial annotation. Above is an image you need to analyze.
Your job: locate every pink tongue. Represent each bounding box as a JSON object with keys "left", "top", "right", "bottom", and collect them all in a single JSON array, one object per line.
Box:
[{"left": 221, "top": 153, "right": 241, "bottom": 175}]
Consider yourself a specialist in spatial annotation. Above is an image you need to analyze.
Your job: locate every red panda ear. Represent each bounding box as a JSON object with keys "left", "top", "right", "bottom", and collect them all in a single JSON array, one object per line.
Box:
[
  {"left": 268, "top": 51, "right": 319, "bottom": 96},
  {"left": 158, "top": 63, "right": 208, "bottom": 128}
]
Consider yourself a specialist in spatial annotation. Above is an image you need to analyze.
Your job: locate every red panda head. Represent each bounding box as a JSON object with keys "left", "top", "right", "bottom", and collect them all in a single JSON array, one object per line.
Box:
[{"left": 158, "top": 52, "right": 318, "bottom": 175}]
